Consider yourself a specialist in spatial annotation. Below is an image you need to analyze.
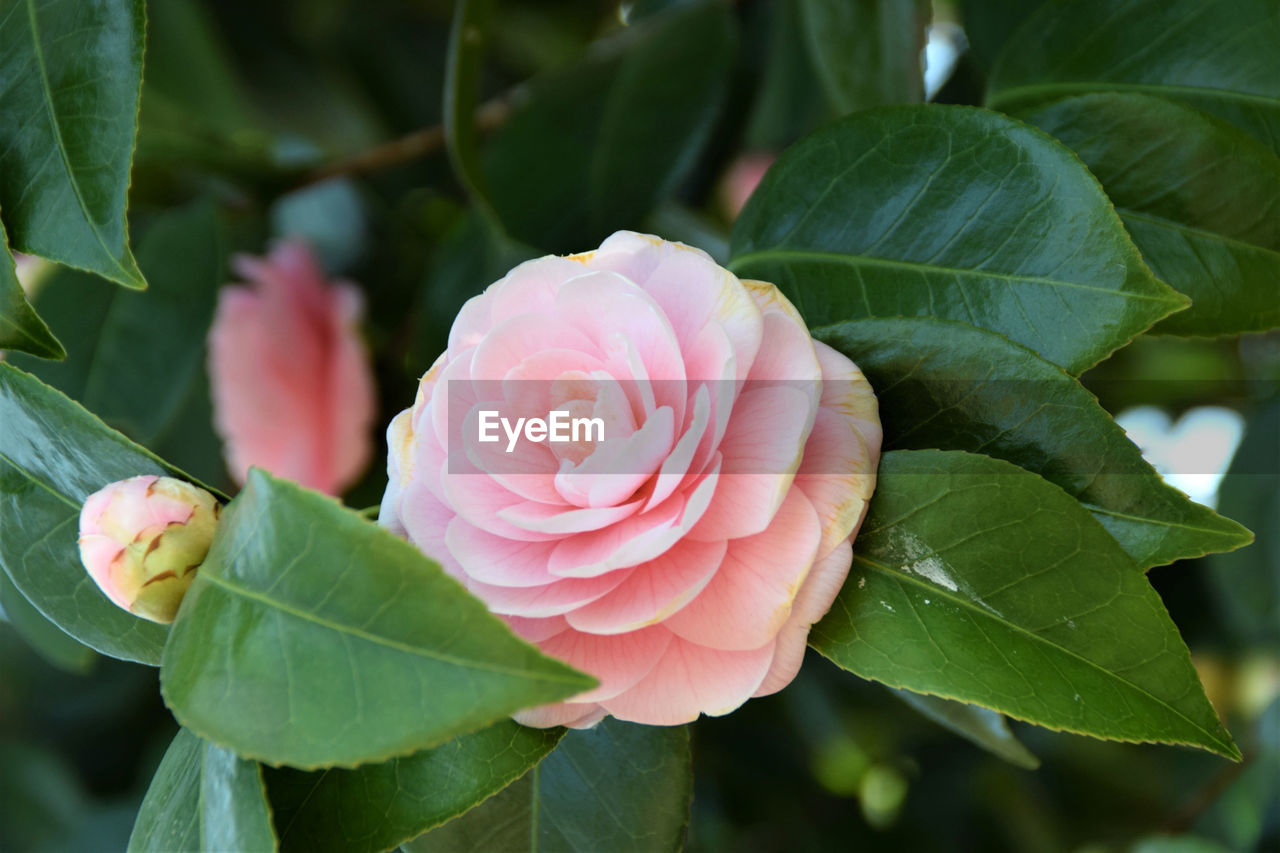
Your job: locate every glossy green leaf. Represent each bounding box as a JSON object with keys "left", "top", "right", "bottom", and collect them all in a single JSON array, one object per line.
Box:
[
  {"left": 1207, "top": 400, "right": 1280, "bottom": 649},
  {"left": 128, "top": 728, "right": 277, "bottom": 853},
  {"left": 0, "top": 0, "right": 146, "bottom": 288},
  {"left": 0, "top": 223, "right": 63, "bottom": 359},
  {"left": 817, "top": 317, "right": 1252, "bottom": 568},
  {"left": 811, "top": 449, "right": 1239, "bottom": 758},
  {"left": 890, "top": 687, "right": 1040, "bottom": 769},
  {"left": 986, "top": 0, "right": 1280, "bottom": 157},
  {"left": 406, "top": 719, "right": 691, "bottom": 853},
  {"left": 160, "top": 470, "right": 595, "bottom": 769},
  {"left": 8, "top": 201, "right": 231, "bottom": 487},
  {"left": 0, "top": 561, "right": 93, "bottom": 673},
  {"left": 0, "top": 363, "right": 175, "bottom": 664},
  {"left": 12, "top": 200, "right": 226, "bottom": 444},
  {"left": 268, "top": 722, "right": 563, "bottom": 853},
  {"left": 482, "top": 1, "right": 734, "bottom": 251},
  {"left": 1019, "top": 93, "right": 1280, "bottom": 337},
  {"left": 798, "top": 0, "right": 928, "bottom": 113},
  {"left": 729, "top": 105, "right": 1186, "bottom": 375}
]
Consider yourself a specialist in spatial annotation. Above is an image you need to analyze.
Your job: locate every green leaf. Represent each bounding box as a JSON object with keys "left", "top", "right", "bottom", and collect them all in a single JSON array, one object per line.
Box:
[
  {"left": 160, "top": 469, "right": 595, "bottom": 769},
  {"left": 0, "top": 363, "right": 177, "bottom": 665},
  {"left": 12, "top": 200, "right": 226, "bottom": 444},
  {"left": 957, "top": 0, "right": 1045, "bottom": 71},
  {"left": 443, "top": 0, "right": 500, "bottom": 230},
  {"left": 729, "top": 105, "right": 1186, "bottom": 375},
  {"left": 889, "top": 687, "right": 1040, "bottom": 770},
  {"left": 8, "top": 201, "right": 231, "bottom": 487},
  {"left": 817, "top": 316, "right": 1252, "bottom": 568},
  {"left": 405, "top": 719, "right": 691, "bottom": 853},
  {"left": 0, "top": 0, "right": 146, "bottom": 289},
  {"left": 1207, "top": 400, "right": 1280, "bottom": 649},
  {"left": 482, "top": 1, "right": 734, "bottom": 252},
  {"left": 1018, "top": 93, "right": 1280, "bottom": 337},
  {"left": 810, "top": 449, "right": 1239, "bottom": 759},
  {"left": 267, "top": 722, "right": 563, "bottom": 853},
  {"left": 985, "top": 0, "right": 1280, "bottom": 157},
  {"left": 0, "top": 221, "right": 63, "bottom": 359},
  {"left": 798, "top": 0, "right": 929, "bottom": 113},
  {"left": 742, "top": 0, "right": 832, "bottom": 151},
  {"left": 128, "top": 728, "right": 277, "bottom": 853},
  {"left": 0, "top": 566, "right": 93, "bottom": 673}
]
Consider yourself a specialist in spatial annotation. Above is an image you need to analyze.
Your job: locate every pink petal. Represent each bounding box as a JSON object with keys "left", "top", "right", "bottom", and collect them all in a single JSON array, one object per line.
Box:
[
  {"left": 505, "top": 614, "right": 569, "bottom": 644},
  {"left": 497, "top": 497, "right": 644, "bottom": 536},
  {"left": 565, "top": 537, "right": 727, "bottom": 635},
  {"left": 601, "top": 636, "right": 775, "bottom": 725},
  {"left": 547, "top": 459, "right": 720, "bottom": 577},
  {"left": 468, "top": 569, "right": 633, "bottom": 618},
  {"left": 554, "top": 405, "right": 675, "bottom": 508},
  {"left": 513, "top": 701, "right": 607, "bottom": 730},
  {"left": 754, "top": 539, "right": 853, "bottom": 697},
  {"left": 556, "top": 270, "right": 687, "bottom": 383},
  {"left": 587, "top": 234, "right": 764, "bottom": 382},
  {"left": 665, "top": 488, "right": 821, "bottom": 650},
  {"left": 688, "top": 384, "right": 815, "bottom": 541},
  {"left": 470, "top": 314, "right": 597, "bottom": 382},
  {"left": 447, "top": 255, "right": 590, "bottom": 352},
  {"left": 537, "top": 624, "right": 672, "bottom": 702},
  {"left": 445, "top": 517, "right": 559, "bottom": 587},
  {"left": 814, "top": 340, "right": 882, "bottom": 462},
  {"left": 795, "top": 407, "right": 875, "bottom": 558}
]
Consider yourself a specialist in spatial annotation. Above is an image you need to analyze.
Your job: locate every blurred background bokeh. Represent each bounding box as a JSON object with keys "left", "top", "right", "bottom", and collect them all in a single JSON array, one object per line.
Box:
[{"left": 1, "top": 1, "right": 1276, "bottom": 850}]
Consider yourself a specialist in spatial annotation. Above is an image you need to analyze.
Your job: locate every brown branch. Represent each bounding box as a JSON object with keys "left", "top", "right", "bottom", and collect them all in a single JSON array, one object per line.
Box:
[{"left": 293, "top": 98, "right": 511, "bottom": 188}]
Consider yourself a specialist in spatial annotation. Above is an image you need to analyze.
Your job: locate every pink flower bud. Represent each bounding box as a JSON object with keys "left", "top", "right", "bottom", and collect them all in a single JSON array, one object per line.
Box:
[
  {"left": 719, "top": 153, "right": 776, "bottom": 221},
  {"left": 207, "top": 239, "right": 377, "bottom": 496},
  {"left": 77, "top": 476, "right": 220, "bottom": 624}
]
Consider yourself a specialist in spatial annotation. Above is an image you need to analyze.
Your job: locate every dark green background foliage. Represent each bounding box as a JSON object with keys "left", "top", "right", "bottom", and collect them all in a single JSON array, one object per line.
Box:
[{"left": 0, "top": 0, "right": 1277, "bottom": 851}]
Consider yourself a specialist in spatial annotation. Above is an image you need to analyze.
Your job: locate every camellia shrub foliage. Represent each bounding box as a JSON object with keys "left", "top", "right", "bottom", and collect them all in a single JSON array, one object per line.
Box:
[{"left": 0, "top": 0, "right": 1278, "bottom": 851}]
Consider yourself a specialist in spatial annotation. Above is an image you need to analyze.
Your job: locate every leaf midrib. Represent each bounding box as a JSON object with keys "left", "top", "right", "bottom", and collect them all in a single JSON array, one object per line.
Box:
[
  {"left": 197, "top": 570, "right": 591, "bottom": 687},
  {"left": 728, "top": 249, "right": 1180, "bottom": 303},
  {"left": 851, "top": 552, "right": 1236, "bottom": 754}
]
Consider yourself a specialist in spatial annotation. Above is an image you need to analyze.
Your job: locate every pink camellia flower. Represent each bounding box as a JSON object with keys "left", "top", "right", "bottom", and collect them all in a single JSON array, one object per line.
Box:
[
  {"left": 208, "top": 240, "right": 376, "bottom": 496},
  {"left": 380, "top": 232, "right": 880, "bottom": 727},
  {"left": 78, "top": 475, "right": 220, "bottom": 624}
]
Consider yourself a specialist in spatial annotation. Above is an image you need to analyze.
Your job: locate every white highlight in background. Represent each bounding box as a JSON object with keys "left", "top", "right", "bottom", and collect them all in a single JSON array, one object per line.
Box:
[{"left": 1115, "top": 406, "right": 1245, "bottom": 509}]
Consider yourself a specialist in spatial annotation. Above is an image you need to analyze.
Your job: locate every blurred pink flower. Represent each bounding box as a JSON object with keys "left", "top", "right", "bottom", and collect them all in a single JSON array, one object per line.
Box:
[
  {"left": 381, "top": 232, "right": 880, "bottom": 727},
  {"left": 720, "top": 152, "right": 776, "bottom": 221},
  {"left": 78, "top": 475, "right": 219, "bottom": 624},
  {"left": 208, "top": 240, "right": 376, "bottom": 495}
]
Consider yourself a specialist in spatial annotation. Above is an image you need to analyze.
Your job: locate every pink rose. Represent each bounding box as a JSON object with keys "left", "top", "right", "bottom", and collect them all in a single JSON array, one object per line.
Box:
[
  {"left": 78, "top": 475, "right": 220, "bottom": 624},
  {"left": 380, "top": 232, "right": 880, "bottom": 727},
  {"left": 208, "top": 240, "right": 376, "bottom": 496}
]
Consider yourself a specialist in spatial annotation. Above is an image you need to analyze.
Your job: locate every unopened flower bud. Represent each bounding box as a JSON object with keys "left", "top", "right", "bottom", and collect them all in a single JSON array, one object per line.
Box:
[{"left": 77, "top": 475, "right": 220, "bottom": 624}]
